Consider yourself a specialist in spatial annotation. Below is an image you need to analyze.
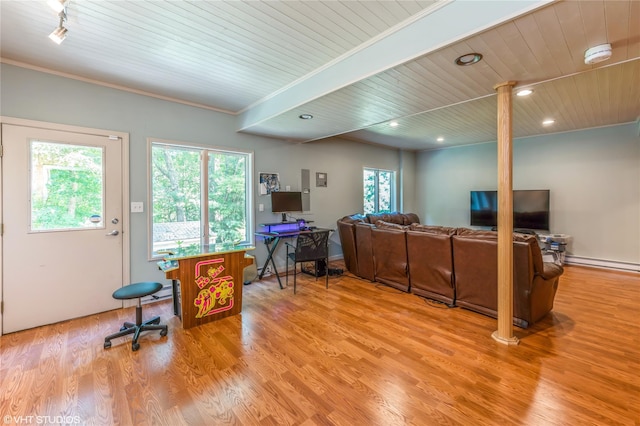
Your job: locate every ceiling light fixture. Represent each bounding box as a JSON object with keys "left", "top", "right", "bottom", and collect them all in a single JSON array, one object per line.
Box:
[
  {"left": 436, "top": 137, "right": 444, "bottom": 142},
  {"left": 516, "top": 89, "right": 533, "bottom": 97},
  {"left": 455, "top": 53, "right": 482, "bottom": 66},
  {"left": 49, "top": 25, "right": 67, "bottom": 44},
  {"left": 584, "top": 43, "right": 612, "bottom": 65},
  {"left": 542, "top": 119, "right": 555, "bottom": 126},
  {"left": 48, "top": 2, "right": 68, "bottom": 45},
  {"left": 47, "top": 0, "right": 66, "bottom": 13},
  {"left": 298, "top": 114, "right": 313, "bottom": 120},
  {"left": 389, "top": 121, "right": 399, "bottom": 127}
]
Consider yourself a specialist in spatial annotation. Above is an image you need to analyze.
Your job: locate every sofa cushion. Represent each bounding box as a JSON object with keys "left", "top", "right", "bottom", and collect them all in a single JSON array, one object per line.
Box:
[
  {"left": 375, "top": 220, "right": 407, "bottom": 230},
  {"left": 402, "top": 213, "right": 420, "bottom": 225},
  {"left": 339, "top": 213, "right": 366, "bottom": 224},
  {"left": 456, "top": 228, "right": 497, "bottom": 238},
  {"left": 366, "top": 212, "right": 403, "bottom": 225},
  {"left": 409, "top": 223, "right": 456, "bottom": 235}
]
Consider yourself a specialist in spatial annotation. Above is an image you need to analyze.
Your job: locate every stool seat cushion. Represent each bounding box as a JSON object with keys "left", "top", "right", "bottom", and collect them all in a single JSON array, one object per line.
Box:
[{"left": 113, "top": 282, "right": 163, "bottom": 300}]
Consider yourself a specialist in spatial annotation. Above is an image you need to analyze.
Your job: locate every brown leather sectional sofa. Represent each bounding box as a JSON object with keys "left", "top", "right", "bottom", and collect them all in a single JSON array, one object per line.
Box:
[{"left": 337, "top": 213, "right": 564, "bottom": 328}]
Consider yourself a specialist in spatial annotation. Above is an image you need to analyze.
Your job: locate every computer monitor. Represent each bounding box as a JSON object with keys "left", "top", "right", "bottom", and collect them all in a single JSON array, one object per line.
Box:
[{"left": 271, "top": 191, "right": 303, "bottom": 222}]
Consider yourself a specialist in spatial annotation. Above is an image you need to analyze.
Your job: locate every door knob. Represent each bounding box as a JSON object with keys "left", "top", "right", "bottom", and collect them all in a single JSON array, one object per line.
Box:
[{"left": 106, "top": 230, "right": 119, "bottom": 236}]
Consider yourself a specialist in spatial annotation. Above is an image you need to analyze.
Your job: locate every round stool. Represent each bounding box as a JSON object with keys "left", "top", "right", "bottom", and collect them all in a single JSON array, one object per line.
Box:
[{"left": 104, "top": 282, "right": 168, "bottom": 351}]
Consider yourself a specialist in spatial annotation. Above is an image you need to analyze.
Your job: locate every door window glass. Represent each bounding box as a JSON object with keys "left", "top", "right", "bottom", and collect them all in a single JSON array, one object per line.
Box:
[{"left": 30, "top": 140, "right": 104, "bottom": 231}]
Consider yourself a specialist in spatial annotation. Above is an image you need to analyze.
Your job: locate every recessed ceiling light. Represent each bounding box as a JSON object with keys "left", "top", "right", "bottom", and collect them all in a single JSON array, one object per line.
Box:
[
  {"left": 299, "top": 114, "right": 313, "bottom": 120},
  {"left": 516, "top": 89, "right": 533, "bottom": 97},
  {"left": 455, "top": 53, "right": 483, "bottom": 66},
  {"left": 389, "top": 121, "right": 399, "bottom": 127},
  {"left": 542, "top": 119, "right": 555, "bottom": 126},
  {"left": 436, "top": 137, "right": 444, "bottom": 142}
]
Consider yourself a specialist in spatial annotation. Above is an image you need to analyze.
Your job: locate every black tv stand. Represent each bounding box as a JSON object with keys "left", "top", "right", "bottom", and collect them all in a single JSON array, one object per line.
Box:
[
  {"left": 490, "top": 226, "right": 538, "bottom": 235},
  {"left": 515, "top": 229, "right": 538, "bottom": 235}
]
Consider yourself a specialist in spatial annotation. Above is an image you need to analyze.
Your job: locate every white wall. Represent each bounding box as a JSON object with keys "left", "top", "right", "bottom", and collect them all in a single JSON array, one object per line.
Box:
[
  {"left": 0, "top": 63, "right": 413, "bottom": 282},
  {"left": 252, "top": 138, "right": 413, "bottom": 269},
  {"left": 416, "top": 123, "right": 640, "bottom": 266}
]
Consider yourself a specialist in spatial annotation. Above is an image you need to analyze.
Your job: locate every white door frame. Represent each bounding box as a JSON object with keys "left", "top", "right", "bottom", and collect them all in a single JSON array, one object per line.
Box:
[{"left": 0, "top": 116, "right": 130, "bottom": 334}]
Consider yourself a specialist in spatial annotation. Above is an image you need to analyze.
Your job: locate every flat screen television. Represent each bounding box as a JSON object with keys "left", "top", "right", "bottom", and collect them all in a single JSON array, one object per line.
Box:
[
  {"left": 470, "top": 190, "right": 550, "bottom": 230},
  {"left": 271, "top": 191, "right": 303, "bottom": 222}
]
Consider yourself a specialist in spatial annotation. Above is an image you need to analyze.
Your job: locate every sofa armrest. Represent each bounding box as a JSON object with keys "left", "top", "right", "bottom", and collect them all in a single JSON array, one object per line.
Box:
[{"left": 538, "top": 262, "right": 563, "bottom": 280}]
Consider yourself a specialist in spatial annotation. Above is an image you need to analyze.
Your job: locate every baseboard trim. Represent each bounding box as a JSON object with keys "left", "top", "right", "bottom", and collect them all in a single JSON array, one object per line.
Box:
[
  {"left": 565, "top": 255, "right": 639, "bottom": 272},
  {"left": 332, "top": 253, "right": 639, "bottom": 274}
]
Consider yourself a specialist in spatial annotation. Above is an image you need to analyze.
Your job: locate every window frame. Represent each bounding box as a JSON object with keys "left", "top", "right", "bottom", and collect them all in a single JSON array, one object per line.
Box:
[
  {"left": 363, "top": 167, "right": 396, "bottom": 214},
  {"left": 148, "top": 138, "right": 253, "bottom": 259}
]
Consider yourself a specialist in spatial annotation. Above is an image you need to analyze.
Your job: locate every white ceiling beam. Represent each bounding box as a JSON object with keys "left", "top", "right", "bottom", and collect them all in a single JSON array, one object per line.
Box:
[{"left": 237, "top": 0, "right": 552, "bottom": 133}]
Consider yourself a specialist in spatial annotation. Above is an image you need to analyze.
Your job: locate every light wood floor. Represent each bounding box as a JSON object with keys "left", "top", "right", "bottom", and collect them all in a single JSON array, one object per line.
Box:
[{"left": 1, "top": 264, "right": 638, "bottom": 425}]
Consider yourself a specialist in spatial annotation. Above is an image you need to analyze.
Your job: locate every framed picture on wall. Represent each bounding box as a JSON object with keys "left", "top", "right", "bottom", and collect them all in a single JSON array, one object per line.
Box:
[{"left": 259, "top": 172, "right": 280, "bottom": 195}]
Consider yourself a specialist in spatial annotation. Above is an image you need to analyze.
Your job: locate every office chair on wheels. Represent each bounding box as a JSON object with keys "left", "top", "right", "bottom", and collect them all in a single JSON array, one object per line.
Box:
[{"left": 285, "top": 230, "right": 330, "bottom": 294}]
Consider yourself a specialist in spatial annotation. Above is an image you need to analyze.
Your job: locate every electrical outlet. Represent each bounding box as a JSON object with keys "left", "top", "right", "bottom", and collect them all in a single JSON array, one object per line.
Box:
[
  {"left": 286, "top": 185, "right": 291, "bottom": 191},
  {"left": 131, "top": 202, "right": 144, "bottom": 213},
  {"left": 259, "top": 204, "right": 264, "bottom": 212}
]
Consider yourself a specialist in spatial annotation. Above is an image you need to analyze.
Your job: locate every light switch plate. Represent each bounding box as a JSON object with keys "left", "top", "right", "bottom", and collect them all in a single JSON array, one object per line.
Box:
[{"left": 131, "top": 202, "right": 144, "bottom": 213}]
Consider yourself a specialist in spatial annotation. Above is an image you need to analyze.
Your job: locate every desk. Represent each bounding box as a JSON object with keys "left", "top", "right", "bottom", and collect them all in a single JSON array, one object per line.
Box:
[
  {"left": 255, "top": 227, "right": 330, "bottom": 289},
  {"left": 157, "top": 243, "right": 254, "bottom": 329}
]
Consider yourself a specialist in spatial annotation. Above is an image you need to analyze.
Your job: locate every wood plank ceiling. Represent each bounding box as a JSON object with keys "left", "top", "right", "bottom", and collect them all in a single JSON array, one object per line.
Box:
[{"left": 1, "top": 0, "right": 638, "bottom": 151}]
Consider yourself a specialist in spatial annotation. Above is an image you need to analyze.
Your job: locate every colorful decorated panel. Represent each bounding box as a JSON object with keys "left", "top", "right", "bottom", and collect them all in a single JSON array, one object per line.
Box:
[{"left": 158, "top": 244, "right": 254, "bottom": 329}]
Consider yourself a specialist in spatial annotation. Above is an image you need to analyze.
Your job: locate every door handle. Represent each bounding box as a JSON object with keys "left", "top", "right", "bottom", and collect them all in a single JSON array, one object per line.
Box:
[{"left": 106, "top": 230, "right": 119, "bottom": 236}]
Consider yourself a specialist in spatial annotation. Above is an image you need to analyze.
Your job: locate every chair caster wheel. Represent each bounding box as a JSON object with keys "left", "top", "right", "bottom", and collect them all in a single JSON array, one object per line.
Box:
[
  {"left": 132, "top": 342, "right": 140, "bottom": 351},
  {"left": 160, "top": 328, "right": 168, "bottom": 337},
  {"left": 104, "top": 341, "right": 111, "bottom": 349},
  {"left": 120, "top": 326, "right": 127, "bottom": 332}
]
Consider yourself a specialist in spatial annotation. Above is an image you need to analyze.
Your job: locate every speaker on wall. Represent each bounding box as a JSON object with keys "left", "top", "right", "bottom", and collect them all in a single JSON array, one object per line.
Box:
[{"left": 301, "top": 168, "right": 310, "bottom": 211}]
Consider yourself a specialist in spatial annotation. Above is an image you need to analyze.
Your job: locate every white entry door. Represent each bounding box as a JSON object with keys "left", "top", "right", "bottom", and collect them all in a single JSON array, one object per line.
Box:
[{"left": 2, "top": 123, "right": 126, "bottom": 333}]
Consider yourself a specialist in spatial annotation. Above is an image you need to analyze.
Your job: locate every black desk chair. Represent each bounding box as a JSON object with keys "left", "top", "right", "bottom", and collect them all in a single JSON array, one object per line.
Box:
[
  {"left": 285, "top": 230, "right": 330, "bottom": 294},
  {"left": 104, "top": 282, "right": 168, "bottom": 351}
]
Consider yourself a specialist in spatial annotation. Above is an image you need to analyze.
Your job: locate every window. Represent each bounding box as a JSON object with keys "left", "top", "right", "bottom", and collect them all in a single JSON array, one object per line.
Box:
[
  {"left": 150, "top": 141, "right": 252, "bottom": 256},
  {"left": 363, "top": 167, "right": 395, "bottom": 214},
  {"left": 30, "top": 140, "right": 104, "bottom": 231}
]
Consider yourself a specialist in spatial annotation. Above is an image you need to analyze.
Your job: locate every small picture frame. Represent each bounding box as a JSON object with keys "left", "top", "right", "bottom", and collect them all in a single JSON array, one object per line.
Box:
[{"left": 259, "top": 172, "right": 280, "bottom": 195}]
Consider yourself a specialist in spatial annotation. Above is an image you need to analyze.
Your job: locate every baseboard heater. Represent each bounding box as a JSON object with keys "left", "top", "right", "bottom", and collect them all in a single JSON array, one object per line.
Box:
[{"left": 564, "top": 255, "right": 639, "bottom": 273}]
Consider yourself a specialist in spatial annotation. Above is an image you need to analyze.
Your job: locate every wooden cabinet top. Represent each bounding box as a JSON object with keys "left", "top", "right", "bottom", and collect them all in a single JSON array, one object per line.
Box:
[{"left": 158, "top": 243, "right": 255, "bottom": 262}]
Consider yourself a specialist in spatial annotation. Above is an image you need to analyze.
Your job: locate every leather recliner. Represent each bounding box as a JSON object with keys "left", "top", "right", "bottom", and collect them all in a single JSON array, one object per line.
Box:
[
  {"left": 452, "top": 229, "right": 563, "bottom": 328},
  {"left": 406, "top": 224, "right": 457, "bottom": 306},
  {"left": 336, "top": 214, "right": 564, "bottom": 328},
  {"left": 371, "top": 221, "right": 410, "bottom": 292},
  {"left": 336, "top": 213, "right": 366, "bottom": 276},
  {"left": 336, "top": 212, "right": 420, "bottom": 282}
]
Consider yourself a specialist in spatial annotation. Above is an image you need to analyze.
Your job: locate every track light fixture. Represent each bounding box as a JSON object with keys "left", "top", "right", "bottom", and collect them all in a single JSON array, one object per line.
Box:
[
  {"left": 47, "top": 0, "right": 66, "bottom": 13},
  {"left": 48, "top": 8, "right": 68, "bottom": 44},
  {"left": 49, "top": 24, "right": 67, "bottom": 44}
]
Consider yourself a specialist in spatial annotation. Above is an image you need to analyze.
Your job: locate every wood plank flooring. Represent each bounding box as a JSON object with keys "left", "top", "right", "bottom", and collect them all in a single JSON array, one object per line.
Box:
[{"left": 1, "top": 264, "right": 638, "bottom": 425}]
